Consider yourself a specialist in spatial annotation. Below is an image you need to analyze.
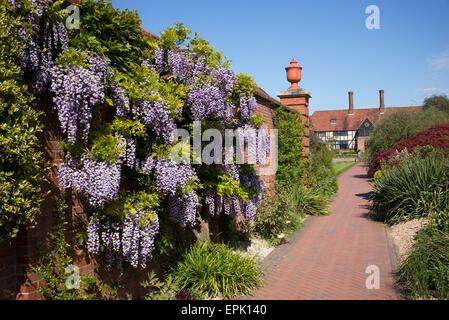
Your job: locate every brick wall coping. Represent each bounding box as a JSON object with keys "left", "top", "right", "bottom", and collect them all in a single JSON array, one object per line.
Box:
[{"left": 276, "top": 88, "right": 312, "bottom": 99}]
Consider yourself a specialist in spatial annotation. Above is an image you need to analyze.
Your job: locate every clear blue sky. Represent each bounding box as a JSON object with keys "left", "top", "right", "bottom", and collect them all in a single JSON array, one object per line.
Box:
[{"left": 111, "top": 0, "right": 449, "bottom": 114}]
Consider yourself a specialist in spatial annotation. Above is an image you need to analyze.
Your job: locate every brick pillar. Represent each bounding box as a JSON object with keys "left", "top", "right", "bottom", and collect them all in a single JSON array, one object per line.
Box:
[{"left": 276, "top": 58, "right": 312, "bottom": 156}]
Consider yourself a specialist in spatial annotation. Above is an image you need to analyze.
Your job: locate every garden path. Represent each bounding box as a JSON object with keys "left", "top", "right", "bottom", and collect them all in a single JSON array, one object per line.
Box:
[{"left": 248, "top": 163, "right": 400, "bottom": 300}]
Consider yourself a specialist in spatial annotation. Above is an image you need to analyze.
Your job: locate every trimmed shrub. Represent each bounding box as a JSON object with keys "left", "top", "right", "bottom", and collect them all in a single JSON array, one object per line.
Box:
[
  {"left": 370, "top": 157, "right": 449, "bottom": 223},
  {"left": 368, "top": 123, "right": 449, "bottom": 177},
  {"left": 397, "top": 226, "right": 449, "bottom": 299},
  {"left": 169, "top": 241, "right": 263, "bottom": 299}
]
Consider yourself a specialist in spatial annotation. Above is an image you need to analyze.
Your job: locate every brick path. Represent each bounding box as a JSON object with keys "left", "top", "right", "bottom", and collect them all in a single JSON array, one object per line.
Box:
[{"left": 249, "top": 163, "right": 400, "bottom": 300}]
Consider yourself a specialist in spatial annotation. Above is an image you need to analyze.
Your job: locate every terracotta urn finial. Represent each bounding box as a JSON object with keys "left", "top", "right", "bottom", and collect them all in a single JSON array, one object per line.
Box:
[{"left": 285, "top": 58, "right": 302, "bottom": 90}]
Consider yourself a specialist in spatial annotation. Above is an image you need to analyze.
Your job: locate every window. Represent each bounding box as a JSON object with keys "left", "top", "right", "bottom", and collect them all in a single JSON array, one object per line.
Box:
[
  {"left": 330, "top": 140, "right": 350, "bottom": 150},
  {"left": 330, "top": 118, "right": 336, "bottom": 124},
  {"left": 334, "top": 130, "right": 347, "bottom": 136}
]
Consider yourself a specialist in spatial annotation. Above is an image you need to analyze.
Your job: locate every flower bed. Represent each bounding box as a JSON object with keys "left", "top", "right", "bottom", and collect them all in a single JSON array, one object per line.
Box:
[{"left": 368, "top": 123, "right": 449, "bottom": 177}]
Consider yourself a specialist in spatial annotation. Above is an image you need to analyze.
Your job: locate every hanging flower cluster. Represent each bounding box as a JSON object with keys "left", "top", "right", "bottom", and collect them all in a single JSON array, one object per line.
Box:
[
  {"left": 11, "top": 0, "right": 68, "bottom": 93},
  {"left": 87, "top": 210, "right": 159, "bottom": 269}
]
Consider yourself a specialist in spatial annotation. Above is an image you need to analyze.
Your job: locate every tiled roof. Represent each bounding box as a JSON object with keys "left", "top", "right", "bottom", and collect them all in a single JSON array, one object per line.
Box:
[
  {"left": 140, "top": 27, "right": 160, "bottom": 40},
  {"left": 254, "top": 86, "right": 285, "bottom": 108},
  {"left": 310, "top": 106, "right": 423, "bottom": 132}
]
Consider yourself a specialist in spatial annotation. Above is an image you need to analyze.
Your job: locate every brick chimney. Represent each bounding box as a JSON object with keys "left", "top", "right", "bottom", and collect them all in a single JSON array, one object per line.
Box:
[
  {"left": 348, "top": 91, "right": 354, "bottom": 115},
  {"left": 277, "top": 58, "right": 311, "bottom": 157},
  {"left": 379, "top": 89, "right": 385, "bottom": 114}
]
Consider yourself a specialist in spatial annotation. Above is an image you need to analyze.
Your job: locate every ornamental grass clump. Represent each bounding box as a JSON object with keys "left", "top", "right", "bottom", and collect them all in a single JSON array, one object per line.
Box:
[
  {"left": 370, "top": 157, "right": 449, "bottom": 223},
  {"left": 292, "top": 186, "right": 329, "bottom": 217},
  {"left": 397, "top": 226, "right": 449, "bottom": 300},
  {"left": 170, "top": 240, "right": 263, "bottom": 299}
]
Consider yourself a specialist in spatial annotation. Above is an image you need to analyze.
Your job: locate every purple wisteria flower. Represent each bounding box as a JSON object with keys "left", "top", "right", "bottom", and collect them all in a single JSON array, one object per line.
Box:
[
  {"left": 167, "top": 191, "right": 198, "bottom": 227},
  {"left": 49, "top": 65, "right": 104, "bottom": 144},
  {"left": 153, "top": 158, "right": 197, "bottom": 196},
  {"left": 87, "top": 210, "right": 159, "bottom": 269},
  {"left": 58, "top": 156, "right": 121, "bottom": 208}
]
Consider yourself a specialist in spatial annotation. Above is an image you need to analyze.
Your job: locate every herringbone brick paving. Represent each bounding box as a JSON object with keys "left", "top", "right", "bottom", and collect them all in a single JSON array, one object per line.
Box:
[{"left": 249, "top": 163, "right": 400, "bottom": 300}]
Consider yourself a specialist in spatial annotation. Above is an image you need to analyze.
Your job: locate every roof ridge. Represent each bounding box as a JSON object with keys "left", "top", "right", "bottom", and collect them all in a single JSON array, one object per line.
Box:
[{"left": 312, "top": 105, "right": 422, "bottom": 113}]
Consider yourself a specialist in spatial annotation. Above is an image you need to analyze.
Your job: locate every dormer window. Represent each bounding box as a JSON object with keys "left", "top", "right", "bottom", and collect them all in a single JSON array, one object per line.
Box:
[{"left": 330, "top": 118, "right": 336, "bottom": 124}]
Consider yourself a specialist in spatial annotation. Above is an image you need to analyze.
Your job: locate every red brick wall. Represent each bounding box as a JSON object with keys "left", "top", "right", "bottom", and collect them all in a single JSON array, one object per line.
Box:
[
  {"left": 0, "top": 93, "right": 282, "bottom": 299},
  {"left": 0, "top": 100, "right": 95, "bottom": 300},
  {"left": 254, "top": 95, "right": 279, "bottom": 190},
  {"left": 357, "top": 136, "right": 369, "bottom": 152}
]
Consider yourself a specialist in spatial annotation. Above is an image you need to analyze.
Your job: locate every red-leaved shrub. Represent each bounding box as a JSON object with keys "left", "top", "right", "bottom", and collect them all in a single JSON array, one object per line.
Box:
[{"left": 368, "top": 123, "right": 449, "bottom": 176}]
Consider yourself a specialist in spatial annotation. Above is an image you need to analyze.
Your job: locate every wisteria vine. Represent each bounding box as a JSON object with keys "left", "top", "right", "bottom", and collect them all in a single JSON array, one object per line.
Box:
[{"left": 10, "top": 0, "right": 269, "bottom": 270}]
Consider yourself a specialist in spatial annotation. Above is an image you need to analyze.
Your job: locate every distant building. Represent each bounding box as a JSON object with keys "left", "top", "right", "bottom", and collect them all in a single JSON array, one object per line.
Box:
[{"left": 310, "top": 90, "right": 422, "bottom": 151}]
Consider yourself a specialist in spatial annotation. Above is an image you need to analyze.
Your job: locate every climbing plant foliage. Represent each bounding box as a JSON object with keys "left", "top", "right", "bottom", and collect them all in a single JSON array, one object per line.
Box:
[
  {"left": 273, "top": 106, "right": 306, "bottom": 187},
  {"left": 4, "top": 0, "right": 269, "bottom": 269},
  {"left": 0, "top": 3, "right": 45, "bottom": 243}
]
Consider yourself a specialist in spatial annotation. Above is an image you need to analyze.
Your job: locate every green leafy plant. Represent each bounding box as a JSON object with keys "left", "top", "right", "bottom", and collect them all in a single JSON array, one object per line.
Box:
[
  {"left": 32, "top": 195, "right": 101, "bottom": 300},
  {"left": 308, "top": 140, "right": 338, "bottom": 194},
  {"left": 308, "top": 165, "right": 338, "bottom": 194},
  {"left": 255, "top": 185, "right": 305, "bottom": 245},
  {"left": 273, "top": 107, "right": 306, "bottom": 188},
  {"left": 373, "top": 170, "right": 382, "bottom": 181},
  {"left": 397, "top": 226, "right": 449, "bottom": 299},
  {"left": 0, "top": 6, "right": 45, "bottom": 242},
  {"left": 169, "top": 240, "right": 263, "bottom": 299},
  {"left": 430, "top": 185, "right": 449, "bottom": 232},
  {"left": 140, "top": 271, "right": 180, "bottom": 300},
  {"left": 69, "top": 0, "right": 155, "bottom": 73},
  {"left": 292, "top": 186, "right": 329, "bottom": 216}
]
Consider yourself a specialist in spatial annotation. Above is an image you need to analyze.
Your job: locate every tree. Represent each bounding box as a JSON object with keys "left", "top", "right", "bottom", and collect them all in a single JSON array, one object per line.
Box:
[{"left": 423, "top": 94, "right": 449, "bottom": 115}]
